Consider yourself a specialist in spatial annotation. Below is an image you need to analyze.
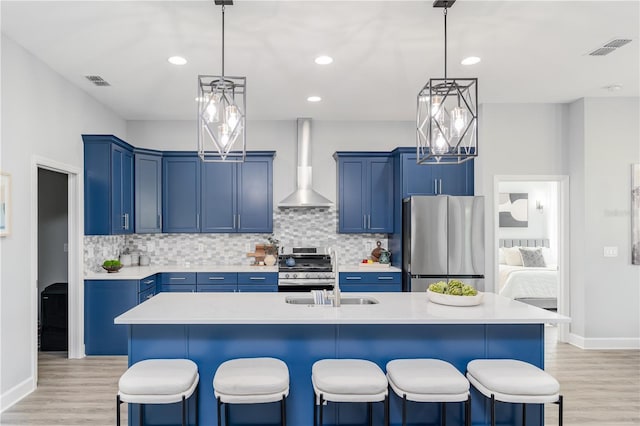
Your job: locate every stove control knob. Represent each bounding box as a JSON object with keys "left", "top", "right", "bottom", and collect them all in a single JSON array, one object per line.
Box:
[
  {"left": 285, "top": 273, "right": 289, "bottom": 279},
  {"left": 305, "top": 273, "right": 310, "bottom": 279},
  {"left": 293, "top": 273, "right": 298, "bottom": 279}
]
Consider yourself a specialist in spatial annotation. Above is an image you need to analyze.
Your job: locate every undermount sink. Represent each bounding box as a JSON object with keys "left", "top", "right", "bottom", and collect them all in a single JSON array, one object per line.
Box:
[{"left": 285, "top": 296, "right": 379, "bottom": 306}]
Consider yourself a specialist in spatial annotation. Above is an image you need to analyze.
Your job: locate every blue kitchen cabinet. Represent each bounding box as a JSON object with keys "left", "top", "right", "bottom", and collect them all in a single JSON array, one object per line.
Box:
[
  {"left": 192, "top": 272, "right": 277, "bottom": 292},
  {"left": 164, "top": 152, "right": 274, "bottom": 233},
  {"left": 201, "top": 154, "right": 274, "bottom": 233},
  {"left": 134, "top": 150, "right": 162, "bottom": 233},
  {"left": 162, "top": 153, "right": 201, "bottom": 233},
  {"left": 84, "top": 275, "right": 157, "bottom": 355},
  {"left": 83, "top": 135, "right": 134, "bottom": 235},
  {"left": 397, "top": 149, "right": 474, "bottom": 197},
  {"left": 158, "top": 272, "right": 197, "bottom": 293},
  {"left": 237, "top": 272, "right": 278, "bottom": 292},
  {"left": 196, "top": 272, "right": 237, "bottom": 293},
  {"left": 339, "top": 272, "right": 402, "bottom": 292},
  {"left": 335, "top": 153, "right": 393, "bottom": 233}
]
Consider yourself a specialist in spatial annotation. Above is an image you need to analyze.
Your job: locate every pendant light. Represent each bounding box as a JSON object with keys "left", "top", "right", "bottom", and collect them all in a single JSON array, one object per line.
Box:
[
  {"left": 417, "top": 0, "right": 478, "bottom": 164},
  {"left": 198, "top": 0, "right": 246, "bottom": 162}
]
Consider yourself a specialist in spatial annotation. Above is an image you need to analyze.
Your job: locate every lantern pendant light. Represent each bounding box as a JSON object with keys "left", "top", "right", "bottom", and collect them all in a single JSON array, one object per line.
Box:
[
  {"left": 197, "top": 0, "right": 246, "bottom": 162},
  {"left": 416, "top": 0, "right": 478, "bottom": 165}
]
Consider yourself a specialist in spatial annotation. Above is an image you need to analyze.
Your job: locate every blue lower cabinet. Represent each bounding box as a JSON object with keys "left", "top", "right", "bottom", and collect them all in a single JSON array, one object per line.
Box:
[
  {"left": 85, "top": 278, "right": 155, "bottom": 355},
  {"left": 160, "top": 284, "right": 196, "bottom": 293},
  {"left": 237, "top": 272, "right": 278, "bottom": 292},
  {"left": 339, "top": 272, "right": 402, "bottom": 292},
  {"left": 237, "top": 284, "right": 277, "bottom": 292},
  {"left": 197, "top": 284, "right": 237, "bottom": 293}
]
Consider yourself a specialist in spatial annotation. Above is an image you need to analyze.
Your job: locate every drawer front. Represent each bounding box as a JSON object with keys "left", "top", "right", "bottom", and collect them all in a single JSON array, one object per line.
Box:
[
  {"left": 237, "top": 272, "right": 278, "bottom": 285},
  {"left": 159, "top": 284, "right": 196, "bottom": 293},
  {"left": 138, "top": 275, "right": 157, "bottom": 293},
  {"left": 196, "top": 272, "right": 238, "bottom": 285},
  {"left": 158, "top": 272, "right": 197, "bottom": 285},
  {"left": 238, "top": 284, "right": 277, "bottom": 293},
  {"left": 138, "top": 287, "right": 156, "bottom": 304},
  {"left": 339, "top": 272, "right": 401, "bottom": 284},
  {"left": 341, "top": 283, "right": 401, "bottom": 293},
  {"left": 196, "top": 284, "right": 237, "bottom": 293}
]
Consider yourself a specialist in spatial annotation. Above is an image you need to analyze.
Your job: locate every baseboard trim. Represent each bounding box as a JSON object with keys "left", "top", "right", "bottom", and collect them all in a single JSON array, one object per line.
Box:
[
  {"left": 0, "top": 376, "right": 35, "bottom": 412},
  {"left": 569, "top": 333, "right": 640, "bottom": 350}
]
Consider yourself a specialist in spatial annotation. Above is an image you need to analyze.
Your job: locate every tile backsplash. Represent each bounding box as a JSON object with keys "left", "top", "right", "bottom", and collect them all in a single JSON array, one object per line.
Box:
[{"left": 84, "top": 208, "right": 388, "bottom": 272}]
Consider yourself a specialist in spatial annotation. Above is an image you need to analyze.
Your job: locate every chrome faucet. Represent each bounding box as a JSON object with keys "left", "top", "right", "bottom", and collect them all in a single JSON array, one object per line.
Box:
[{"left": 328, "top": 248, "right": 341, "bottom": 307}]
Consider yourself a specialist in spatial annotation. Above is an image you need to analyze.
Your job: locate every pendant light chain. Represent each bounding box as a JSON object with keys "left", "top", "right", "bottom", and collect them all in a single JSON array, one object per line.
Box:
[
  {"left": 443, "top": 7, "right": 448, "bottom": 80},
  {"left": 221, "top": 4, "right": 225, "bottom": 78}
]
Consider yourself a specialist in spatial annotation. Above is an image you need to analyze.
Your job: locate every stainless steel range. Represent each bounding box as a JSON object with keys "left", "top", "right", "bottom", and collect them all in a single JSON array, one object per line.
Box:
[{"left": 277, "top": 247, "right": 335, "bottom": 292}]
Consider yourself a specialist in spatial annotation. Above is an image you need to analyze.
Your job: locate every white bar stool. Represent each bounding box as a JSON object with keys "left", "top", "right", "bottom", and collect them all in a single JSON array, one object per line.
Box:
[
  {"left": 466, "top": 359, "right": 563, "bottom": 426},
  {"left": 312, "top": 359, "right": 389, "bottom": 426},
  {"left": 117, "top": 358, "right": 199, "bottom": 426},
  {"left": 386, "top": 359, "right": 471, "bottom": 426},
  {"left": 213, "top": 357, "right": 289, "bottom": 426}
]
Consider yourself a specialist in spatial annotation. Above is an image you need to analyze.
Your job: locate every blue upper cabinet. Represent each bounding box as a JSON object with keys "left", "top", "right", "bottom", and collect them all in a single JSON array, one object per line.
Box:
[
  {"left": 83, "top": 135, "right": 135, "bottom": 235},
  {"left": 395, "top": 149, "right": 474, "bottom": 198},
  {"left": 134, "top": 151, "right": 162, "bottom": 233},
  {"left": 162, "top": 153, "right": 201, "bottom": 233},
  {"left": 335, "top": 153, "right": 393, "bottom": 233},
  {"left": 165, "top": 152, "right": 274, "bottom": 233}
]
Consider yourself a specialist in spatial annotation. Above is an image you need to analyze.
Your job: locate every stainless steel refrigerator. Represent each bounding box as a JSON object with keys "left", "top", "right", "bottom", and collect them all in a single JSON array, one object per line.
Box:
[{"left": 403, "top": 196, "right": 485, "bottom": 292}]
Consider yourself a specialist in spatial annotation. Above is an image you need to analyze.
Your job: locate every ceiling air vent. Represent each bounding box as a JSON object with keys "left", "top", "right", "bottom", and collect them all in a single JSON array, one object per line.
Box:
[
  {"left": 84, "top": 75, "right": 111, "bottom": 86},
  {"left": 588, "top": 38, "right": 633, "bottom": 56}
]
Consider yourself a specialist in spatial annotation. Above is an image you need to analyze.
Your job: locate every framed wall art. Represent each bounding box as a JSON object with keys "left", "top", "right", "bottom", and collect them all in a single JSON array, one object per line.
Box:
[
  {"left": 0, "top": 172, "right": 11, "bottom": 237},
  {"left": 499, "top": 192, "right": 528, "bottom": 228}
]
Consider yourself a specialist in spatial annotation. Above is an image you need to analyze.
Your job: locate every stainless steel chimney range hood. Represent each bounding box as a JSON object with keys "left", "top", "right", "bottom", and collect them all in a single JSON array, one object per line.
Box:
[{"left": 278, "top": 118, "right": 333, "bottom": 208}]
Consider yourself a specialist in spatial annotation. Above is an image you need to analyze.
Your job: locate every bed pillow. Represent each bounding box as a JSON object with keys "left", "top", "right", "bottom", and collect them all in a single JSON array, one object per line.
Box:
[
  {"left": 518, "top": 247, "right": 547, "bottom": 267},
  {"left": 504, "top": 247, "right": 523, "bottom": 266},
  {"left": 498, "top": 248, "right": 507, "bottom": 264}
]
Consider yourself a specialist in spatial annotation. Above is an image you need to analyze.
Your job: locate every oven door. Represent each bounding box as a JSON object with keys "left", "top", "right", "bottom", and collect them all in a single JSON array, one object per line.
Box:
[{"left": 277, "top": 279, "right": 334, "bottom": 292}]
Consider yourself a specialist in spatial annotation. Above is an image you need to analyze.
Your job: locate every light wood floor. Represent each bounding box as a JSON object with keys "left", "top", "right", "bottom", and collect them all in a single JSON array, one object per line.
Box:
[{"left": 2, "top": 329, "right": 639, "bottom": 425}]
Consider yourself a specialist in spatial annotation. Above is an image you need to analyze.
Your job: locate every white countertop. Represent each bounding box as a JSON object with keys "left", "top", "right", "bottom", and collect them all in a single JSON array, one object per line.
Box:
[
  {"left": 115, "top": 292, "right": 570, "bottom": 325},
  {"left": 85, "top": 265, "right": 279, "bottom": 280},
  {"left": 85, "top": 264, "right": 401, "bottom": 280}
]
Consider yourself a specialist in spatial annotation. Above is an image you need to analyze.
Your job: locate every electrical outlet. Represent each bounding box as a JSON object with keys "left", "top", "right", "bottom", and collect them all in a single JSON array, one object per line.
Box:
[
  {"left": 603, "top": 246, "right": 618, "bottom": 257},
  {"left": 198, "top": 243, "right": 204, "bottom": 252}
]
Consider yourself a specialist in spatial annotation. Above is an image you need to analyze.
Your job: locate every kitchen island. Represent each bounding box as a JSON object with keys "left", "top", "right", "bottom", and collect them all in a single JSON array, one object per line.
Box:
[{"left": 115, "top": 292, "right": 569, "bottom": 426}]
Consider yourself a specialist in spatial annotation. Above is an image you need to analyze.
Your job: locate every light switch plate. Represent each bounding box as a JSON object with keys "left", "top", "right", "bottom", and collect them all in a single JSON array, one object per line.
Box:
[{"left": 603, "top": 246, "right": 618, "bottom": 257}]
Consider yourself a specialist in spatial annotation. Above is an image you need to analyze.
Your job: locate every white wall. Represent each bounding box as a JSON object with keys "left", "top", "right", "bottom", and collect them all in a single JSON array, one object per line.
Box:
[
  {"left": 127, "top": 120, "right": 413, "bottom": 204},
  {"left": 577, "top": 98, "right": 640, "bottom": 342},
  {"left": 0, "top": 35, "right": 126, "bottom": 408}
]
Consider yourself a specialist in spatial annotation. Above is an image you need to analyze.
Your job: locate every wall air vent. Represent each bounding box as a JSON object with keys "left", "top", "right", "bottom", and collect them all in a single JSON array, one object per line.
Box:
[
  {"left": 588, "top": 38, "right": 633, "bottom": 56},
  {"left": 84, "top": 75, "right": 111, "bottom": 86}
]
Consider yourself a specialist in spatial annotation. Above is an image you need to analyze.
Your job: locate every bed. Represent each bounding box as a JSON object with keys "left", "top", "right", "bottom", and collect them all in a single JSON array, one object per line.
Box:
[{"left": 498, "top": 239, "right": 558, "bottom": 310}]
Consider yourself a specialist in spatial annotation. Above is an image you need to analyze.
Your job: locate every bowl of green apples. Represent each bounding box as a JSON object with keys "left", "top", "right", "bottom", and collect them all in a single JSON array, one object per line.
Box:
[{"left": 426, "top": 280, "right": 483, "bottom": 306}]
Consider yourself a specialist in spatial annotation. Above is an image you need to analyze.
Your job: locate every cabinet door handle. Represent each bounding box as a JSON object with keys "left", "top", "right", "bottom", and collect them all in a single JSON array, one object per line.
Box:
[
  {"left": 157, "top": 214, "right": 160, "bottom": 228},
  {"left": 249, "top": 277, "right": 266, "bottom": 281},
  {"left": 377, "top": 276, "right": 394, "bottom": 280},
  {"left": 439, "top": 179, "right": 442, "bottom": 194},
  {"left": 237, "top": 214, "right": 241, "bottom": 230},
  {"left": 170, "top": 277, "right": 186, "bottom": 280},
  {"left": 122, "top": 214, "right": 126, "bottom": 229},
  {"left": 145, "top": 293, "right": 154, "bottom": 300},
  {"left": 363, "top": 215, "right": 366, "bottom": 229},
  {"left": 143, "top": 280, "right": 154, "bottom": 284},
  {"left": 208, "top": 277, "right": 224, "bottom": 280},
  {"left": 346, "top": 276, "right": 362, "bottom": 280},
  {"left": 197, "top": 213, "right": 200, "bottom": 229},
  {"left": 368, "top": 215, "right": 371, "bottom": 229},
  {"left": 434, "top": 179, "right": 438, "bottom": 194},
  {"left": 233, "top": 214, "right": 236, "bottom": 229}
]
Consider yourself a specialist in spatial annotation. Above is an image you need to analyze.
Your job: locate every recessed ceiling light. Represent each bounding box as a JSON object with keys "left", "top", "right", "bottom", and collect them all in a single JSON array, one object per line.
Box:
[
  {"left": 461, "top": 56, "right": 481, "bottom": 66},
  {"left": 307, "top": 96, "right": 322, "bottom": 102},
  {"left": 604, "top": 84, "right": 623, "bottom": 92},
  {"left": 314, "top": 55, "right": 333, "bottom": 65},
  {"left": 168, "top": 56, "right": 187, "bottom": 65}
]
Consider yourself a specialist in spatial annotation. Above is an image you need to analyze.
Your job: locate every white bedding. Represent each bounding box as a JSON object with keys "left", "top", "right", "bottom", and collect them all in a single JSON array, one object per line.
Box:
[{"left": 498, "top": 264, "right": 558, "bottom": 300}]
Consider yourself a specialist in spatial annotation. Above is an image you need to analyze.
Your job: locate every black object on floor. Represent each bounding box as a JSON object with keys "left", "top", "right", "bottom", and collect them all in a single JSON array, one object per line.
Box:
[{"left": 41, "top": 282, "right": 68, "bottom": 351}]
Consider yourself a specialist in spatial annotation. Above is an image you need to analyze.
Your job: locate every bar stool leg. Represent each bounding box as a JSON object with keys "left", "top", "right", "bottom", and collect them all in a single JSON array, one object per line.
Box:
[
  {"left": 522, "top": 402, "right": 526, "bottom": 426},
  {"left": 441, "top": 401, "right": 446, "bottom": 426},
  {"left": 319, "top": 393, "right": 324, "bottom": 426},
  {"left": 402, "top": 394, "right": 407, "bottom": 426},
  {"left": 116, "top": 395, "right": 121, "bottom": 426},
  {"left": 181, "top": 395, "right": 186, "bottom": 426},
  {"left": 139, "top": 403, "right": 144, "bottom": 426},
  {"left": 368, "top": 402, "right": 373, "bottom": 426},
  {"left": 490, "top": 394, "right": 496, "bottom": 426},
  {"left": 313, "top": 391, "right": 317, "bottom": 426},
  {"left": 465, "top": 394, "right": 471, "bottom": 426},
  {"left": 384, "top": 395, "right": 390, "bottom": 426},
  {"left": 558, "top": 395, "right": 564, "bottom": 426},
  {"left": 195, "top": 384, "right": 199, "bottom": 426},
  {"left": 225, "top": 403, "right": 230, "bottom": 426},
  {"left": 216, "top": 397, "right": 222, "bottom": 426},
  {"left": 281, "top": 394, "right": 286, "bottom": 426}
]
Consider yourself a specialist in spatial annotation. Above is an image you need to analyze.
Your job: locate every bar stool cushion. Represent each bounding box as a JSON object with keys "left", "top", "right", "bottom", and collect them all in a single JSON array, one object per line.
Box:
[
  {"left": 118, "top": 359, "right": 199, "bottom": 404},
  {"left": 312, "top": 359, "right": 388, "bottom": 403},
  {"left": 387, "top": 359, "right": 469, "bottom": 403},
  {"left": 467, "top": 359, "right": 559, "bottom": 404},
  {"left": 214, "top": 357, "right": 289, "bottom": 404}
]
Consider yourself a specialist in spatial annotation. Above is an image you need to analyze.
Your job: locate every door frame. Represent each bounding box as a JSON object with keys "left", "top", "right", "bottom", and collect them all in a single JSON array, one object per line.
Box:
[
  {"left": 31, "top": 156, "right": 84, "bottom": 384},
  {"left": 493, "top": 175, "right": 570, "bottom": 342}
]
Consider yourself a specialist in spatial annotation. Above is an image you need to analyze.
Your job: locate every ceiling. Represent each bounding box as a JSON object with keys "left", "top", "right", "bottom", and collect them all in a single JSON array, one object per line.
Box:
[{"left": 2, "top": 1, "right": 638, "bottom": 121}]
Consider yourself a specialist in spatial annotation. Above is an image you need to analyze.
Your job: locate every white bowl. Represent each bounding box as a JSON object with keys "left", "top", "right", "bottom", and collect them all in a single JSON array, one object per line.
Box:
[{"left": 427, "top": 289, "right": 484, "bottom": 307}]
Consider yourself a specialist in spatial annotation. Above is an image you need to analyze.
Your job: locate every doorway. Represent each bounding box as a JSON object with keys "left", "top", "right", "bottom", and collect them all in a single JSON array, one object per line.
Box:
[
  {"left": 37, "top": 169, "right": 68, "bottom": 353},
  {"left": 494, "top": 175, "right": 570, "bottom": 342}
]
